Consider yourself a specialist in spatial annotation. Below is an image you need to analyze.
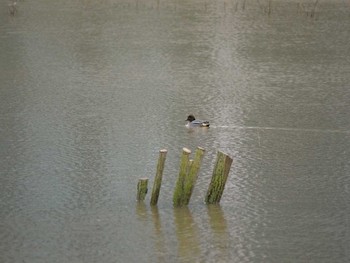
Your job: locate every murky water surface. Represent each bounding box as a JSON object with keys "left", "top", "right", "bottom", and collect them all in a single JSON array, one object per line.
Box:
[{"left": 1, "top": 0, "right": 349, "bottom": 262}]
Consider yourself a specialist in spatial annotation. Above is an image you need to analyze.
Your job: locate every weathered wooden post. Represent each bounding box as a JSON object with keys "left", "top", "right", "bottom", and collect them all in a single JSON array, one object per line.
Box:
[
  {"left": 150, "top": 149, "right": 167, "bottom": 205},
  {"left": 187, "top": 159, "right": 194, "bottom": 175},
  {"left": 182, "top": 147, "right": 205, "bottom": 205},
  {"left": 205, "top": 151, "right": 233, "bottom": 204},
  {"left": 137, "top": 178, "right": 148, "bottom": 201},
  {"left": 8, "top": 2, "right": 17, "bottom": 16},
  {"left": 173, "top": 148, "right": 191, "bottom": 207}
]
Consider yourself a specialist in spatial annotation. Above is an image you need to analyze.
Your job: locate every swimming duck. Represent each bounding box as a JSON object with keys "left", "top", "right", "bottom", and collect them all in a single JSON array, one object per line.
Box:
[{"left": 186, "top": 115, "right": 210, "bottom": 128}]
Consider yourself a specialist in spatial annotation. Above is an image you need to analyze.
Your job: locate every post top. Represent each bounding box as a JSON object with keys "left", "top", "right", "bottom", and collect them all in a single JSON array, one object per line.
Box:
[{"left": 182, "top": 147, "right": 191, "bottom": 154}]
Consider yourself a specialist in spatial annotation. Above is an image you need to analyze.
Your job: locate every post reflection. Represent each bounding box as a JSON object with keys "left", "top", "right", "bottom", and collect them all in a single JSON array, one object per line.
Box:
[
  {"left": 139, "top": 204, "right": 231, "bottom": 262},
  {"left": 207, "top": 204, "right": 230, "bottom": 259},
  {"left": 173, "top": 207, "right": 201, "bottom": 262},
  {"left": 135, "top": 202, "right": 148, "bottom": 221},
  {"left": 150, "top": 206, "right": 167, "bottom": 263}
]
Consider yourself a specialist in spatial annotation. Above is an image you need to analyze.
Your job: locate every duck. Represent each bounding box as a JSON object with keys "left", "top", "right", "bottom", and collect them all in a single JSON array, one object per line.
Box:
[{"left": 186, "top": 115, "right": 210, "bottom": 128}]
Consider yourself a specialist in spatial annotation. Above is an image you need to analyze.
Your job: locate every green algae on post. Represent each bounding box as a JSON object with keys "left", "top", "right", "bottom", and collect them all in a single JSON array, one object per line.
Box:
[
  {"left": 137, "top": 178, "right": 149, "bottom": 201},
  {"left": 205, "top": 151, "right": 233, "bottom": 204},
  {"left": 182, "top": 147, "right": 205, "bottom": 205},
  {"left": 150, "top": 149, "right": 168, "bottom": 206},
  {"left": 173, "top": 147, "right": 191, "bottom": 207}
]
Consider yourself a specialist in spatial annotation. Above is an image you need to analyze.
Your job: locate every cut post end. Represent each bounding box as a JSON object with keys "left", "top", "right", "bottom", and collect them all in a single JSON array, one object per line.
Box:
[{"left": 182, "top": 147, "right": 191, "bottom": 154}]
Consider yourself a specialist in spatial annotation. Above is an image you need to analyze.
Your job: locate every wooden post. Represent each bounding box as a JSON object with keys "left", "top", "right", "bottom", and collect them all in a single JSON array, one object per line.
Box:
[
  {"left": 182, "top": 147, "right": 205, "bottom": 205},
  {"left": 8, "top": 2, "right": 17, "bottom": 16},
  {"left": 187, "top": 159, "right": 193, "bottom": 175},
  {"left": 205, "top": 151, "right": 233, "bottom": 204},
  {"left": 150, "top": 149, "right": 167, "bottom": 205},
  {"left": 137, "top": 178, "right": 149, "bottom": 201},
  {"left": 173, "top": 148, "right": 191, "bottom": 207}
]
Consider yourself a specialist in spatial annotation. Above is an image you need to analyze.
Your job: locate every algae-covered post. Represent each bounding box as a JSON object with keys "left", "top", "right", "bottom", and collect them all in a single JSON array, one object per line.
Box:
[
  {"left": 173, "top": 147, "right": 191, "bottom": 207},
  {"left": 182, "top": 147, "right": 205, "bottom": 205},
  {"left": 205, "top": 151, "right": 233, "bottom": 204},
  {"left": 137, "top": 178, "right": 148, "bottom": 201},
  {"left": 150, "top": 149, "right": 167, "bottom": 206}
]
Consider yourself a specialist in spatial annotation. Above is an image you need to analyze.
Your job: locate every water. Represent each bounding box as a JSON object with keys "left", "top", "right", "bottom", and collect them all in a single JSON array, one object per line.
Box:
[{"left": 1, "top": 0, "right": 349, "bottom": 262}]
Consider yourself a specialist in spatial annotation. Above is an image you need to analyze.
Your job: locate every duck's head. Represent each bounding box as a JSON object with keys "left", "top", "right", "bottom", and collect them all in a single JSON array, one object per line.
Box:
[{"left": 186, "top": 115, "right": 196, "bottom": 122}]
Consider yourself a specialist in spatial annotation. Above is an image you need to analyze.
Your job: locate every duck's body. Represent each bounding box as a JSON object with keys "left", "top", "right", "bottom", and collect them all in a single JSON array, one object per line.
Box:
[{"left": 186, "top": 115, "right": 210, "bottom": 128}]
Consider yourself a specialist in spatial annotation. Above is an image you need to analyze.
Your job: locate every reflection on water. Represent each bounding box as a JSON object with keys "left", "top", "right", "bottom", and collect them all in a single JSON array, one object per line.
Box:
[
  {"left": 136, "top": 204, "right": 232, "bottom": 263},
  {"left": 207, "top": 205, "right": 230, "bottom": 260},
  {"left": 150, "top": 206, "right": 168, "bottom": 263},
  {"left": 1, "top": 0, "right": 350, "bottom": 262},
  {"left": 173, "top": 207, "right": 201, "bottom": 261},
  {"left": 136, "top": 202, "right": 148, "bottom": 221}
]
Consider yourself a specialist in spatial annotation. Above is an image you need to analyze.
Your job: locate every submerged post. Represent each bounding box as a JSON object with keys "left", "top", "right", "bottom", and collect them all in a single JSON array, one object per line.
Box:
[
  {"left": 182, "top": 147, "right": 205, "bottom": 205},
  {"left": 173, "top": 148, "right": 191, "bottom": 207},
  {"left": 137, "top": 178, "right": 149, "bottom": 201},
  {"left": 205, "top": 151, "right": 233, "bottom": 204},
  {"left": 150, "top": 149, "right": 167, "bottom": 206}
]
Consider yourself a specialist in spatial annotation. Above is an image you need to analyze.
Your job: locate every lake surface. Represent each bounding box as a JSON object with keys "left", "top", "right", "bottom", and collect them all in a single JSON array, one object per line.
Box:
[{"left": 1, "top": 0, "right": 349, "bottom": 262}]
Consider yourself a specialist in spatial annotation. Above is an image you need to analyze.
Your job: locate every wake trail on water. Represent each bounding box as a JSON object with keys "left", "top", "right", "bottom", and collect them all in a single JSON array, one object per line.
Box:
[{"left": 210, "top": 125, "right": 350, "bottom": 134}]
